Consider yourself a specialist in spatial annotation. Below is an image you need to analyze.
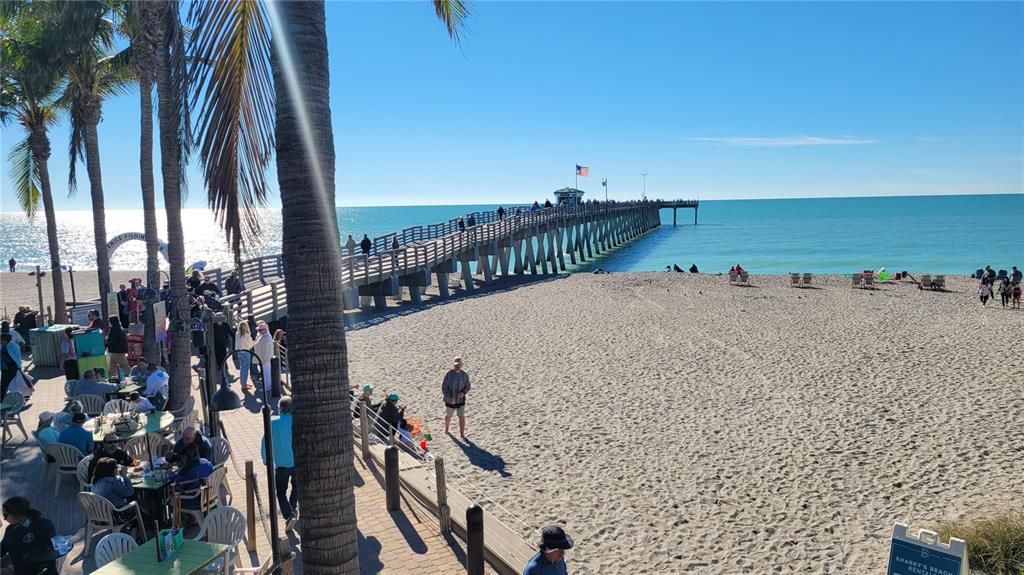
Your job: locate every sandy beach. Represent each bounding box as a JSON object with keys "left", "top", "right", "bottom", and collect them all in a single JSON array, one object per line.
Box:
[
  {"left": 339, "top": 272, "right": 1023, "bottom": 574},
  {"left": 1, "top": 269, "right": 147, "bottom": 318}
]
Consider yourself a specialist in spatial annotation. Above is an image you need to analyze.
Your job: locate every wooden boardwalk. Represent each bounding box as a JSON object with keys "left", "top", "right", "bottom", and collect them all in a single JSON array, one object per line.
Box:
[{"left": 203, "top": 200, "right": 690, "bottom": 321}]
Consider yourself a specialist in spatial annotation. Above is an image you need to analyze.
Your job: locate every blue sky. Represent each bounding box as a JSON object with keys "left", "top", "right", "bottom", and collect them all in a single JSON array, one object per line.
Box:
[{"left": 1, "top": 1, "right": 1021, "bottom": 210}]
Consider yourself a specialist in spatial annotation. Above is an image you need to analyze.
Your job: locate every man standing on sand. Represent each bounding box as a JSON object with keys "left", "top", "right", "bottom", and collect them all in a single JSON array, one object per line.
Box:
[
  {"left": 7, "top": 258, "right": 14, "bottom": 272},
  {"left": 442, "top": 356, "right": 470, "bottom": 440},
  {"left": 523, "top": 525, "right": 574, "bottom": 575}
]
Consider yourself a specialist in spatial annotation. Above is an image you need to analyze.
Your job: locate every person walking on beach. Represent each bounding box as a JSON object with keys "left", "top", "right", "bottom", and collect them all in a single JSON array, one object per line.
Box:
[
  {"left": 442, "top": 356, "right": 470, "bottom": 440},
  {"left": 979, "top": 282, "right": 992, "bottom": 306},
  {"left": 1013, "top": 284, "right": 1022, "bottom": 309},
  {"left": 360, "top": 234, "right": 372, "bottom": 255},
  {"left": 7, "top": 258, "right": 14, "bottom": 273},
  {"left": 998, "top": 278, "right": 1012, "bottom": 308},
  {"left": 523, "top": 525, "right": 574, "bottom": 575},
  {"left": 1011, "top": 266, "right": 1022, "bottom": 285}
]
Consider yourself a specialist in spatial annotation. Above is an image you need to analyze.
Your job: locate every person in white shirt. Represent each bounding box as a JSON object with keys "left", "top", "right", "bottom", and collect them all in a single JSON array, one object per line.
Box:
[
  {"left": 235, "top": 321, "right": 255, "bottom": 390},
  {"left": 144, "top": 364, "right": 169, "bottom": 409},
  {"left": 128, "top": 391, "right": 155, "bottom": 414},
  {"left": 252, "top": 322, "right": 274, "bottom": 394}
]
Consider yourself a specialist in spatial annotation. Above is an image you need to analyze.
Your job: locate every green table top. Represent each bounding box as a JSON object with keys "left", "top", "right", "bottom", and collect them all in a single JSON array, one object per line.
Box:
[
  {"left": 0, "top": 402, "right": 12, "bottom": 412},
  {"left": 115, "top": 383, "right": 146, "bottom": 396},
  {"left": 132, "top": 475, "right": 171, "bottom": 490},
  {"left": 86, "top": 411, "right": 175, "bottom": 442},
  {"left": 91, "top": 539, "right": 229, "bottom": 575}
]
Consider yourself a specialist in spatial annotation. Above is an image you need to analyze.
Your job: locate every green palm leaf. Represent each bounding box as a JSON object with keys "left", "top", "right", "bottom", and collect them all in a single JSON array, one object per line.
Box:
[
  {"left": 8, "top": 138, "right": 41, "bottom": 219},
  {"left": 433, "top": 0, "right": 470, "bottom": 42},
  {"left": 188, "top": 0, "right": 274, "bottom": 261}
]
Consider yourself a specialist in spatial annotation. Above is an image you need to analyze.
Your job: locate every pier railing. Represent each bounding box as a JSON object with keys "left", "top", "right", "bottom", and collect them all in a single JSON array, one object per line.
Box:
[{"left": 209, "top": 199, "right": 686, "bottom": 322}]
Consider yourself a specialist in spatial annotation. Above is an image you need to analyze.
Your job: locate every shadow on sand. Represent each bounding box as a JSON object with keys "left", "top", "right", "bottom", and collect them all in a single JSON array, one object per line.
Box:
[{"left": 452, "top": 437, "right": 511, "bottom": 478}]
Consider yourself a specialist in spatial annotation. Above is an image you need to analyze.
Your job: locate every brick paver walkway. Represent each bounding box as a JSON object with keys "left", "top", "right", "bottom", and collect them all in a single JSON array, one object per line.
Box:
[{"left": 0, "top": 356, "right": 480, "bottom": 575}]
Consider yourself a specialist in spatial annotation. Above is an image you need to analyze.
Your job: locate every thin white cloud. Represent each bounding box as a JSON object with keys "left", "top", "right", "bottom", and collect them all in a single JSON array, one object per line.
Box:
[{"left": 681, "top": 135, "right": 879, "bottom": 147}]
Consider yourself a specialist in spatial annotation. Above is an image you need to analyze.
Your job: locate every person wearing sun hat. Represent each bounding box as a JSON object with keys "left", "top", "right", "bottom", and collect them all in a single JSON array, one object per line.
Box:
[
  {"left": 523, "top": 524, "right": 574, "bottom": 574},
  {"left": 377, "top": 392, "right": 405, "bottom": 441},
  {"left": 442, "top": 356, "right": 471, "bottom": 440}
]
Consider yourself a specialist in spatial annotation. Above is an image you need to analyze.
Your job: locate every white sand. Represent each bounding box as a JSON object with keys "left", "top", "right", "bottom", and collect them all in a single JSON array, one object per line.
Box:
[
  {"left": 1, "top": 269, "right": 147, "bottom": 317},
  {"left": 345, "top": 273, "right": 1024, "bottom": 574}
]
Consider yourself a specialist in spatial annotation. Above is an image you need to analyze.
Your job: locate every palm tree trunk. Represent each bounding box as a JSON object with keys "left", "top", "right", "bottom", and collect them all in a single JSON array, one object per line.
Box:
[
  {"left": 273, "top": 2, "right": 358, "bottom": 572},
  {"left": 31, "top": 128, "right": 67, "bottom": 323},
  {"left": 153, "top": 0, "right": 190, "bottom": 409},
  {"left": 83, "top": 120, "right": 112, "bottom": 319},
  {"left": 139, "top": 71, "right": 161, "bottom": 363}
]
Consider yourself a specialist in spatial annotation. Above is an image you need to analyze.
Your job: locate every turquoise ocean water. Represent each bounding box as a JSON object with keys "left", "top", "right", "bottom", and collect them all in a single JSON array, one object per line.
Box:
[{"left": 0, "top": 194, "right": 1020, "bottom": 275}]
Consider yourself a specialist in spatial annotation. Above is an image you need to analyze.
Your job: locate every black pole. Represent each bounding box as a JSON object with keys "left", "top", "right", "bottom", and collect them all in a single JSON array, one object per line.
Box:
[
  {"left": 68, "top": 265, "right": 77, "bottom": 306},
  {"left": 203, "top": 310, "right": 220, "bottom": 438},
  {"left": 466, "top": 505, "right": 484, "bottom": 575},
  {"left": 385, "top": 446, "right": 399, "bottom": 511},
  {"left": 258, "top": 355, "right": 282, "bottom": 574}
]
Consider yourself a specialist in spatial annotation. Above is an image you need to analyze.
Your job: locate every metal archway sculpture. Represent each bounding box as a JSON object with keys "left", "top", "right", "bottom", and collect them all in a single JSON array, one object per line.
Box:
[{"left": 106, "top": 232, "right": 170, "bottom": 262}]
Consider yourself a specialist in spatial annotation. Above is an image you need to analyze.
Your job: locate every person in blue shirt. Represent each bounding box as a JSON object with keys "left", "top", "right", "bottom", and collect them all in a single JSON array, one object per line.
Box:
[
  {"left": 170, "top": 443, "right": 215, "bottom": 512},
  {"left": 523, "top": 525, "right": 573, "bottom": 575},
  {"left": 261, "top": 396, "right": 296, "bottom": 521},
  {"left": 56, "top": 413, "right": 93, "bottom": 455}
]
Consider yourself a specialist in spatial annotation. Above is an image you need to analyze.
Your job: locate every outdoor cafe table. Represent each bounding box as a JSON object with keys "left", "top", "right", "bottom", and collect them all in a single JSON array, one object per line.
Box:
[
  {"left": 132, "top": 473, "right": 174, "bottom": 528},
  {"left": 85, "top": 411, "right": 175, "bottom": 442},
  {"left": 113, "top": 382, "right": 146, "bottom": 398},
  {"left": 91, "top": 539, "right": 229, "bottom": 575}
]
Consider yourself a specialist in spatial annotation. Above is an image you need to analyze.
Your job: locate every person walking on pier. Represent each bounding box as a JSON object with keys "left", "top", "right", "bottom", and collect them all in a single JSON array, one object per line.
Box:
[
  {"left": 254, "top": 321, "right": 275, "bottom": 394},
  {"left": 458, "top": 217, "right": 466, "bottom": 233},
  {"left": 345, "top": 234, "right": 357, "bottom": 256},
  {"left": 360, "top": 234, "right": 372, "bottom": 255},
  {"left": 7, "top": 258, "right": 14, "bottom": 272},
  {"left": 442, "top": 356, "right": 470, "bottom": 440},
  {"left": 497, "top": 205, "right": 505, "bottom": 220}
]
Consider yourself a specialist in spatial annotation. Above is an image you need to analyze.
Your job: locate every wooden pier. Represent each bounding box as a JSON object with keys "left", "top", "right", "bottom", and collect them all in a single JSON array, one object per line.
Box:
[{"left": 200, "top": 199, "right": 693, "bottom": 321}]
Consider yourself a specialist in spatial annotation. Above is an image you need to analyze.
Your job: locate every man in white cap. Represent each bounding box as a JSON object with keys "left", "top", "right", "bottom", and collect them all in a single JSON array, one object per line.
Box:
[
  {"left": 253, "top": 322, "right": 274, "bottom": 394},
  {"left": 442, "top": 356, "right": 470, "bottom": 440}
]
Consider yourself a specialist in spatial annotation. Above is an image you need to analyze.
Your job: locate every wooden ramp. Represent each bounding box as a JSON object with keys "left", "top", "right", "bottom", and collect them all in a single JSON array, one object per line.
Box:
[{"left": 363, "top": 441, "right": 535, "bottom": 574}]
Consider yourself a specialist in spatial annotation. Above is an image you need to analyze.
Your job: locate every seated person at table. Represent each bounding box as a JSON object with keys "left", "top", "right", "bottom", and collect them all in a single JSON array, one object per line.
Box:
[
  {"left": 57, "top": 413, "right": 93, "bottom": 455},
  {"left": 72, "top": 370, "right": 119, "bottom": 397},
  {"left": 89, "top": 458, "right": 140, "bottom": 533},
  {"left": 170, "top": 443, "right": 215, "bottom": 513},
  {"left": 88, "top": 433, "right": 136, "bottom": 479},
  {"left": 0, "top": 497, "right": 57, "bottom": 575},
  {"left": 143, "top": 364, "right": 169, "bottom": 410},
  {"left": 50, "top": 401, "right": 86, "bottom": 433},
  {"left": 167, "top": 427, "right": 213, "bottom": 464},
  {"left": 36, "top": 411, "right": 59, "bottom": 447},
  {"left": 128, "top": 357, "right": 149, "bottom": 380},
  {"left": 127, "top": 391, "right": 154, "bottom": 414}
]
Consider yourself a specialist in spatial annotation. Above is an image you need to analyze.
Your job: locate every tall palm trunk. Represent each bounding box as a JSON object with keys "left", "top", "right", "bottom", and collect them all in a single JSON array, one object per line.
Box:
[
  {"left": 82, "top": 99, "right": 112, "bottom": 318},
  {"left": 153, "top": 0, "right": 190, "bottom": 409},
  {"left": 273, "top": 2, "right": 358, "bottom": 572},
  {"left": 30, "top": 125, "right": 68, "bottom": 323},
  {"left": 136, "top": 13, "right": 161, "bottom": 363}
]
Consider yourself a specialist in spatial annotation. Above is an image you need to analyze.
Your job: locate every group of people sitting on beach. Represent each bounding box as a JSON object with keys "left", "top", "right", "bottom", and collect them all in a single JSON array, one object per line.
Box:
[{"left": 977, "top": 265, "right": 1021, "bottom": 308}]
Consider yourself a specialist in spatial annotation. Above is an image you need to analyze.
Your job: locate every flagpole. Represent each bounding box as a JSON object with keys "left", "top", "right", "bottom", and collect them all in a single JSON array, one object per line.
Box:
[{"left": 575, "top": 163, "right": 578, "bottom": 190}]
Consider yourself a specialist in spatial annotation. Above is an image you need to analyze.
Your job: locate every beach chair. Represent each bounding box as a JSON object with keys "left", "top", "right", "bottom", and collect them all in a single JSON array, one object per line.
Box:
[
  {"left": 802, "top": 273, "right": 812, "bottom": 288},
  {"left": 933, "top": 275, "right": 946, "bottom": 290},
  {"left": 728, "top": 271, "right": 739, "bottom": 285},
  {"left": 863, "top": 274, "right": 875, "bottom": 289},
  {"left": 739, "top": 272, "right": 750, "bottom": 286},
  {"left": 851, "top": 273, "right": 862, "bottom": 288},
  {"left": 790, "top": 273, "right": 800, "bottom": 288},
  {"left": 920, "top": 274, "right": 932, "bottom": 290}
]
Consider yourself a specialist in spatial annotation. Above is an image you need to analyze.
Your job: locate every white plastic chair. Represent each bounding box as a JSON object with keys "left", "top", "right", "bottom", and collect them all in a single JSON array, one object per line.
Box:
[
  {"left": 1, "top": 391, "right": 28, "bottom": 441},
  {"left": 31, "top": 430, "right": 55, "bottom": 482},
  {"left": 64, "top": 380, "right": 78, "bottom": 398},
  {"left": 78, "top": 454, "right": 94, "bottom": 491},
  {"left": 95, "top": 532, "right": 138, "bottom": 568},
  {"left": 102, "top": 399, "right": 132, "bottom": 416},
  {"left": 171, "top": 396, "right": 196, "bottom": 422},
  {"left": 193, "top": 506, "right": 247, "bottom": 572},
  {"left": 47, "top": 443, "right": 84, "bottom": 497},
  {"left": 205, "top": 465, "right": 230, "bottom": 506},
  {"left": 125, "top": 432, "right": 170, "bottom": 462},
  {"left": 77, "top": 492, "right": 143, "bottom": 556},
  {"left": 72, "top": 394, "right": 106, "bottom": 416},
  {"left": 209, "top": 436, "right": 232, "bottom": 468},
  {"left": 172, "top": 410, "right": 200, "bottom": 438}
]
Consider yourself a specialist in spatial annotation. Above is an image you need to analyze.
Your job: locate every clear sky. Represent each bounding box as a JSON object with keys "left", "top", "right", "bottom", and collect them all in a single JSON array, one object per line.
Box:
[{"left": 1, "top": 1, "right": 1021, "bottom": 210}]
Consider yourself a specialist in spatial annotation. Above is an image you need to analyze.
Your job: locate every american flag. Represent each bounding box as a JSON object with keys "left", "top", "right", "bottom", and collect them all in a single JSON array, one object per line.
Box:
[{"left": 575, "top": 164, "right": 589, "bottom": 177}]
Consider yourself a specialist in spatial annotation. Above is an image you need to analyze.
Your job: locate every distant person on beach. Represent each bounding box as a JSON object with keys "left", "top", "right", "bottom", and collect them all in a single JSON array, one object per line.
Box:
[
  {"left": 345, "top": 234, "right": 357, "bottom": 255},
  {"left": 998, "top": 278, "right": 1012, "bottom": 308},
  {"left": 442, "top": 356, "right": 470, "bottom": 440},
  {"left": 978, "top": 282, "right": 992, "bottom": 306},
  {"left": 497, "top": 205, "right": 505, "bottom": 219},
  {"left": 7, "top": 258, "right": 14, "bottom": 272},
  {"left": 106, "top": 316, "right": 130, "bottom": 379},
  {"left": 673, "top": 264, "right": 684, "bottom": 273},
  {"left": 523, "top": 525, "right": 574, "bottom": 575},
  {"left": 1013, "top": 284, "right": 1022, "bottom": 309},
  {"left": 360, "top": 234, "right": 372, "bottom": 255},
  {"left": 689, "top": 264, "right": 699, "bottom": 273},
  {"left": 1011, "top": 266, "right": 1022, "bottom": 285}
]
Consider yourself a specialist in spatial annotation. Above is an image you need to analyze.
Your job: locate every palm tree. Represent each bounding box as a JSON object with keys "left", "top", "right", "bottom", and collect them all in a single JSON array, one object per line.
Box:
[
  {"left": 120, "top": 0, "right": 162, "bottom": 364},
  {"left": 150, "top": 0, "right": 192, "bottom": 409},
  {"left": 1, "top": 2, "right": 69, "bottom": 323},
  {"left": 269, "top": 2, "right": 467, "bottom": 573},
  {"left": 61, "top": 1, "right": 132, "bottom": 320}
]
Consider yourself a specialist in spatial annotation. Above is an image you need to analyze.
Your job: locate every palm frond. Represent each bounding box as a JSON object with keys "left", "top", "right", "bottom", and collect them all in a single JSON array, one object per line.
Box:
[
  {"left": 7, "top": 138, "right": 41, "bottom": 219},
  {"left": 433, "top": 0, "right": 470, "bottom": 43},
  {"left": 188, "top": 0, "right": 274, "bottom": 260}
]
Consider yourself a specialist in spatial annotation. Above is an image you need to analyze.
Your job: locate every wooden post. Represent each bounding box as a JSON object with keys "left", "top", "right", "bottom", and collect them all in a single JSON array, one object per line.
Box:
[
  {"left": 270, "top": 283, "right": 279, "bottom": 321},
  {"left": 434, "top": 456, "right": 450, "bottom": 534},
  {"left": 467, "top": 505, "right": 484, "bottom": 575},
  {"left": 277, "top": 537, "right": 294, "bottom": 575},
  {"left": 359, "top": 402, "right": 370, "bottom": 460},
  {"left": 245, "top": 460, "right": 257, "bottom": 551},
  {"left": 385, "top": 446, "right": 400, "bottom": 511}
]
